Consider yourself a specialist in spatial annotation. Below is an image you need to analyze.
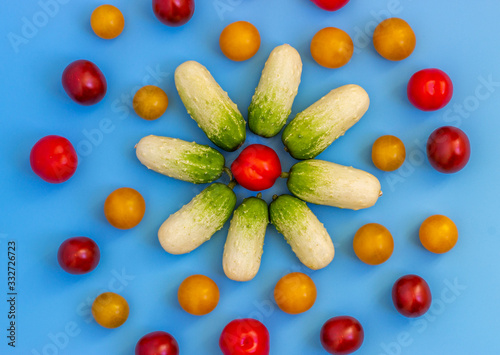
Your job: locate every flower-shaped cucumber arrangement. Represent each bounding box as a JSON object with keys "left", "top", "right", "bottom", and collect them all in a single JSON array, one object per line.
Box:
[{"left": 135, "top": 44, "right": 381, "bottom": 281}]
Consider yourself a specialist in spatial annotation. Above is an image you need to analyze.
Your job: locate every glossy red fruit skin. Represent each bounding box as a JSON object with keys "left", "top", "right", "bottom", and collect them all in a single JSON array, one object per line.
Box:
[
  {"left": 231, "top": 144, "right": 282, "bottom": 191},
  {"left": 135, "top": 331, "right": 179, "bottom": 355},
  {"left": 152, "top": 0, "right": 195, "bottom": 26},
  {"left": 57, "top": 237, "right": 100, "bottom": 275},
  {"left": 427, "top": 126, "right": 470, "bottom": 173},
  {"left": 219, "top": 318, "right": 270, "bottom": 355},
  {"left": 320, "top": 316, "right": 364, "bottom": 355},
  {"left": 310, "top": 0, "right": 350, "bottom": 11},
  {"left": 407, "top": 68, "right": 453, "bottom": 111},
  {"left": 30, "top": 135, "right": 78, "bottom": 183},
  {"left": 392, "top": 275, "right": 432, "bottom": 318},
  {"left": 62, "top": 60, "right": 107, "bottom": 105}
]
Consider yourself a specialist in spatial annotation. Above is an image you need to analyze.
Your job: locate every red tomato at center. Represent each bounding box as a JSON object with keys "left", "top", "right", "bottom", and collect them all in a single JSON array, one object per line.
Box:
[
  {"left": 310, "top": 0, "right": 350, "bottom": 11},
  {"left": 231, "top": 144, "right": 281, "bottom": 191},
  {"left": 219, "top": 319, "right": 270, "bottom": 355},
  {"left": 427, "top": 126, "right": 470, "bottom": 173},
  {"left": 407, "top": 68, "right": 453, "bottom": 111}
]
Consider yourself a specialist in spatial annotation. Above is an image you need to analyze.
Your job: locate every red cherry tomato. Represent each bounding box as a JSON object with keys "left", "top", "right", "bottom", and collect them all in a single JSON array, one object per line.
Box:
[
  {"left": 407, "top": 68, "right": 453, "bottom": 111},
  {"left": 135, "top": 331, "right": 179, "bottom": 355},
  {"left": 62, "top": 60, "right": 107, "bottom": 105},
  {"left": 231, "top": 144, "right": 281, "bottom": 191},
  {"left": 392, "top": 274, "right": 432, "bottom": 318},
  {"left": 427, "top": 126, "right": 470, "bottom": 173},
  {"left": 219, "top": 318, "right": 270, "bottom": 355},
  {"left": 320, "top": 316, "right": 364, "bottom": 355},
  {"left": 30, "top": 135, "right": 78, "bottom": 183},
  {"left": 310, "top": 0, "right": 350, "bottom": 11},
  {"left": 152, "top": 0, "right": 194, "bottom": 26},
  {"left": 57, "top": 237, "right": 100, "bottom": 275}
]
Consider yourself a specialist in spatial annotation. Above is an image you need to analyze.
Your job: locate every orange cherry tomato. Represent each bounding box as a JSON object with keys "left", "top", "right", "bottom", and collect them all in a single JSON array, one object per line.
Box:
[
  {"left": 104, "top": 188, "right": 146, "bottom": 230},
  {"left": 353, "top": 223, "right": 394, "bottom": 265},
  {"left": 373, "top": 18, "right": 416, "bottom": 61},
  {"left": 311, "top": 27, "right": 353, "bottom": 68},
  {"left": 419, "top": 215, "right": 458, "bottom": 254},
  {"left": 274, "top": 272, "right": 317, "bottom": 314},
  {"left": 133, "top": 85, "right": 169, "bottom": 120},
  {"left": 92, "top": 292, "right": 129, "bottom": 328},
  {"left": 219, "top": 21, "right": 261, "bottom": 61},
  {"left": 178, "top": 275, "right": 220, "bottom": 316},
  {"left": 90, "top": 5, "right": 125, "bottom": 39},
  {"left": 372, "top": 135, "right": 406, "bottom": 171}
]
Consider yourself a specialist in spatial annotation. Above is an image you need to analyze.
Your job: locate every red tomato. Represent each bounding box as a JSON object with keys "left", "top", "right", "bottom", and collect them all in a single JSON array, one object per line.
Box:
[
  {"left": 231, "top": 144, "right": 281, "bottom": 191},
  {"left": 427, "top": 126, "right": 470, "bottom": 173},
  {"left": 62, "top": 60, "right": 107, "bottom": 105},
  {"left": 320, "top": 316, "right": 364, "bottom": 355},
  {"left": 153, "top": 0, "right": 194, "bottom": 26},
  {"left": 310, "top": 0, "right": 350, "bottom": 11},
  {"left": 135, "top": 331, "right": 179, "bottom": 355},
  {"left": 407, "top": 68, "right": 453, "bottom": 111},
  {"left": 392, "top": 275, "right": 432, "bottom": 318},
  {"left": 219, "top": 319, "right": 269, "bottom": 355},
  {"left": 57, "top": 237, "right": 100, "bottom": 275},
  {"left": 30, "top": 135, "right": 78, "bottom": 183}
]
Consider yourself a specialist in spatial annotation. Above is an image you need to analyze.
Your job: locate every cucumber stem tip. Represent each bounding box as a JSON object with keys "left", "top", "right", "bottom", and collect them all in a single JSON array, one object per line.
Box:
[{"left": 280, "top": 172, "right": 290, "bottom": 179}]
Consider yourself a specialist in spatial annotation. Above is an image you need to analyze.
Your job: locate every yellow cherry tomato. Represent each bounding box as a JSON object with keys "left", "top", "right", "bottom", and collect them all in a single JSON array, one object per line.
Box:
[
  {"left": 90, "top": 5, "right": 125, "bottom": 40},
  {"left": 310, "top": 27, "right": 353, "bottom": 69},
  {"left": 133, "top": 85, "right": 169, "bottom": 120},
  {"left": 219, "top": 21, "right": 261, "bottom": 61},
  {"left": 372, "top": 135, "right": 406, "bottom": 171},
  {"left": 373, "top": 18, "right": 416, "bottom": 61},
  {"left": 92, "top": 292, "right": 129, "bottom": 328},
  {"left": 178, "top": 275, "right": 220, "bottom": 316},
  {"left": 419, "top": 215, "right": 458, "bottom": 254},
  {"left": 353, "top": 223, "right": 394, "bottom": 265},
  {"left": 274, "top": 272, "right": 317, "bottom": 314},
  {"left": 104, "top": 187, "right": 146, "bottom": 230}
]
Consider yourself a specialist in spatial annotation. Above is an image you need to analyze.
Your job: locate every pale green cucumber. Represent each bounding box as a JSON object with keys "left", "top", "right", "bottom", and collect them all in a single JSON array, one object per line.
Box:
[
  {"left": 287, "top": 160, "right": 382, "bottom": 210},
  {"left": 269, "top": 195, "right": 334, "bottom": 270},
  {"left": 282, "top": 84, "right": 370, "bottom": 159},
  {"left": 248, "top": 44, "right": 302, "bottom": 137},
  {"left": 158, "top": 183, "right": 236, "bottom": 254},
  {"left": 135, "top": 135, "right": 225, "bottom": 184},
  {"left": 223, "top": 196, "right": 269, "bottom": 281},
  {"left": 175, "top": 61, "right": 246, "bottom": 151}
]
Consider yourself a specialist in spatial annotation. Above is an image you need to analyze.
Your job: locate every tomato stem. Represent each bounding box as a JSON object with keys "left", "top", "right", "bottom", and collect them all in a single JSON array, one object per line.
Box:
[{"left": 280, "top": 172, "right": 289, "bottom": 179}]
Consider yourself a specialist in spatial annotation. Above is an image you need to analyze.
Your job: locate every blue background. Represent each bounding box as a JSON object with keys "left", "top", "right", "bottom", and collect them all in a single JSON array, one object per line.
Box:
[{"left": 1, "top": 0, "right": 499, "bottom": 354}]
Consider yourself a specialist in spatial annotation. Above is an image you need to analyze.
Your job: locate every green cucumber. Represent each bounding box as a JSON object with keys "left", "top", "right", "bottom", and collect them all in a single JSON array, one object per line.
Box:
[
  {"left": 158, "top": 183, "right": 237, "bottom": 254},
  {"left": 248, "top": 44, "right": 302, "bottom": 137},
  {"left": 223, "top": 195, "right": 269, "bottom": 281},
  {"left": 175, "top": 61, "right": 246, "bottom": 152},
  {"left": 269, "top": 195, "right": 334, "bottom": 270},
  {"left": 287, "top": 160, "right": 382, "bottom": 210},
  {"left": 135, "top": 135, "right": 225, "bottom": 184},
  {"left": 282, "top": 84, "right": 370, "bottom": 159}
]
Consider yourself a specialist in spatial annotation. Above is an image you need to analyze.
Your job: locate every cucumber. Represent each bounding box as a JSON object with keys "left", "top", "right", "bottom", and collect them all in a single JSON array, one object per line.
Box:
[
  {"left": 248, "top": 44, "right": 302, "bottom": 137},
  {"left": 269, "top": 195, "right": 334, "bottom": 270},
  {"left": 223, "top": 196, "right": 269, "bottom": 281},
  {"left": 158, "top": 183, "right": 237, "bottom": 254},
  {"left": 282, "top": 84, "right": 370, "bottom": 159},
  {"left": 175, "top": 61, "right": 246, "bottom": 152},
  {"left": 286, "top": 160, "right": 381, "bottom": 210},
  {"left": 135, "top": 135, "right": 225, "bottom": 184}
]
